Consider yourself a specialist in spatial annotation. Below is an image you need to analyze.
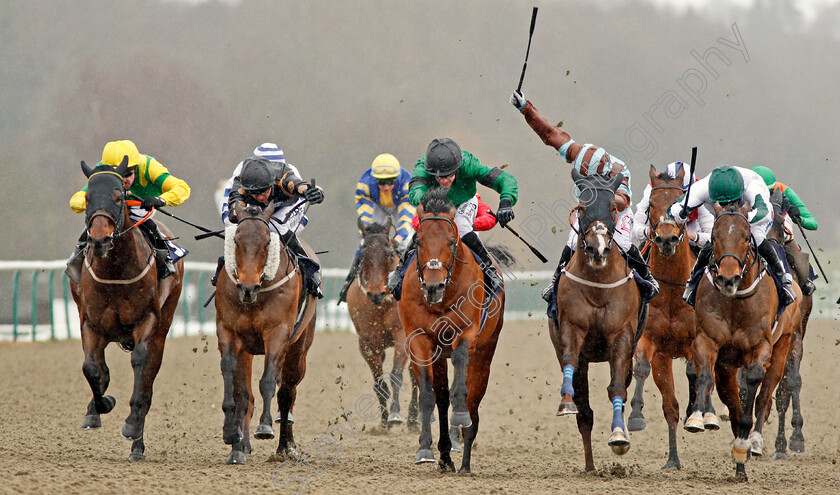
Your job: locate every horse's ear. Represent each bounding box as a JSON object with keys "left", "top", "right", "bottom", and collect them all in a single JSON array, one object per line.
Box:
[
  {"left": 261, "top": 201, "right": 276, "bottom": 220},
  {"left": 115, "top": 155, "right": 130, "bottom": 178},
  {"left": 609, "top": 173, "right": 624, "bottom": 193},
  {"left": 739, "top": 201, "right": 750, "bottom": 217},
  {"left": 571, "top": 168, "right": 584, "bottom": 184},
  {"left": 357, "top": 216, "right": 366, "bottom": 234},
  {"left": 714, "top": 202, "right": 723, "bottom": 216},
  {"left": 416, "top": 203, "right": 425, "bottom": 218},
  {"left": 81, "top": 160, "right": 93, "bottom": 178},
  {"left": 676, "top": 163, "right": 686, "bottom": 183},
  {"left": 384, "top": 215, "right": 393, "bottom": 233},
  {"left": 648, "top": 164, "right": 657, "bottom": 183}
]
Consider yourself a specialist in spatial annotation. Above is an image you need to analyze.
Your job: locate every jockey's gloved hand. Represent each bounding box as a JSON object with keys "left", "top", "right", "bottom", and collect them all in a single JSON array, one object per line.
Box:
[
  {"left": 787, "top": 204, "right": 801, "bottom": 224},
  {"left": 141, "top": 196, "right": 166, "bottom": 210},
  {"left": 302, "top": 184, "right": 324, "bottom": 204},
  {"left": 496, "top": 200, "right": 515, "bottom": 227},
  {"left": 674, "top": 207, "right": 688, "bottom": 223},
  {"left": 510, "top": 90, "right": 526, "bottom": 110}
]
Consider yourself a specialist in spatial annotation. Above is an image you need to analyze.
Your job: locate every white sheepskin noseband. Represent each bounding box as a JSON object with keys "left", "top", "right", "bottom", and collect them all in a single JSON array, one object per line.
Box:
[{"left": 224, "top": 225, "right": 281, "bottom": 283}]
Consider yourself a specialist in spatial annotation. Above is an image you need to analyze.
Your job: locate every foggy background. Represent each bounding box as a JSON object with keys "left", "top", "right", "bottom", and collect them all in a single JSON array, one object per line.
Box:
[{"left": 2, "top": 0, "right": 838, "bottom": 270}]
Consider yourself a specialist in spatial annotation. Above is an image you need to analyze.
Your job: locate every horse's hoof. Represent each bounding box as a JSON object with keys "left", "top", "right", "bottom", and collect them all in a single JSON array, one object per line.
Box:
[
  {"left": 608, "top": 427, "right": 630, "bottom": 455},
  {"left": 98, "top": 396, "right": 116, "bottom": 415},
  {"left": 223, "top": 426, "right": 243, "bottom": 445},
  {"left": 415, "top": 449, "right": 435, "bottom": 464},
  {"left": 121, "top": 422, "right": 142, "bottom": 440},
  {"left": 749, "top": 431, "right": 764, "bottom": 457},
  {"left": 81, "top": 414, "right": 102, "bottom": 430},
  {"left": 438, "top": 460, "right": 456, "bottom": 473},
  {"left": 254, "top": 424, "right": 275, "bottom": 440},
  {"left": 735, "top": 464, "right": 748, "bottom": 482},
  {"left": 772, "top": 451, "right": 788, "bottom": 461},
  {"left": 556, "top": 402, "right": 578, "bottom": 416},
  {"left": 449, "top": 426, "right": 462, "bottom": 453},
  {"left": 684, "top": 411, "right": 704, "bottom": 433},
  {"left": 128, "top": 452, "right": 146, "bottom": 462},
  {"left": 627, "top": 416, "right": 647, "bottom": 432},
  {"left": 387, "top": 412, "right": 404, "bottom": 425},
  {"left": 450, "top": 411, "right": 472, "bottom": 428},
  {"left": 226, "top": 450, "right": 247, "bottom": 465},
  {"left": 732, "top": 439, "right": 750, "bottom": 463},
  {"left": 274, "top": 411, "right": 294, "bottom": 424},
  {"left": 661, "top": 459, "right": 682, "bottom": 470},
  {"left": 789, "top": 435, "right": 805, "bottom": 453},
  {"left": 458, "top": 468, "right": 472, "bottom": 476},
  {"left": 703, "top": 412, "right": 720, "bottom": 431}
]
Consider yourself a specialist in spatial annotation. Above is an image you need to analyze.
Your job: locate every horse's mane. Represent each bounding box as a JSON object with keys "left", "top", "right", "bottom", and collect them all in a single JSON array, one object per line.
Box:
[
  {"left": 242, "top": 204, "right": 263, "bottom": 217},
  {"left": 421, "top": 187, "right": 453, "bottom": 215},
  {"left": 364, "top": 222, "right": 390, "bottom": 235}
]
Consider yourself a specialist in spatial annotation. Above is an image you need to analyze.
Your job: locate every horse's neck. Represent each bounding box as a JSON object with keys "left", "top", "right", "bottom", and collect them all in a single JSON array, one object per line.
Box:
[{"left": 439, "top": 238, "right": 483, "bottom": 307}]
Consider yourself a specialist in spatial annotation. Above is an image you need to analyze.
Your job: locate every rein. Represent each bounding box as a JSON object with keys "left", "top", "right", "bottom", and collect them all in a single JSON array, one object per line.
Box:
[
  {"left": 708, "top": 210, "right": 761, "bottom": 295},
  {"left": 416, "top": 216, "right": 459, "bottom": 290}
]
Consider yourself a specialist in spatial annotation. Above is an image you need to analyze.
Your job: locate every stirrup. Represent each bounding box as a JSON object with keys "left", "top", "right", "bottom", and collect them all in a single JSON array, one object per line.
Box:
[
  {"left": 682, "top": 285, "right": 696, "bottom": 305},
  {"left": 541, "top": 284, "right": 553, "bottom": 303},
  {"left": 802, "top": 280, "right": 816, "bottom": 296}
]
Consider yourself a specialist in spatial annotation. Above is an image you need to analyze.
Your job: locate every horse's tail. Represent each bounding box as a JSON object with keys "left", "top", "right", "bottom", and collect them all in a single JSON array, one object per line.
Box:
[{"left": 487, "top": 244, "right": 516, "bottom": 268}]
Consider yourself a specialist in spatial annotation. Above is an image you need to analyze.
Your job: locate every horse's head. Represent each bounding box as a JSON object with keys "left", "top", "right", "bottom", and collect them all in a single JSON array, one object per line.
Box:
[
  {"left": 648, "top": 164, "right": 687, "bottom": 257},
  {"left": 82, "top": 156, "right": 130, "bottom": 258},
  {"left": 711, "top": 201, "right": 753, "bottom": 297},
  {"left": 573, "top": 169, "right": 623, "bottom": 268},
  {"left": 357, "top": 216, "right": 397, "bottom": 305},
  {"left": 767, "top": 187, "right": 788, "bottom": 245},
  {"left": 231, "top": 201, "right": 277, "bottom": 304},
  {"left": 416, "top": 188, "right": 459, "bottom": 305}
]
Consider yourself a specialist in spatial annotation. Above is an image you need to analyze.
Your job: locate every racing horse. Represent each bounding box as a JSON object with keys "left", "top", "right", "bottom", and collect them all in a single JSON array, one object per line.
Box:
[
  {"left": 551, "top": 170, "right": 641, "bottom": 472},
  {"left": 347, "top": 217, "right": 419, "bottom": 428},
  {"left": 627, "top": 165, "right": 699, "bottom": 469},
  {"left": 686, "top": 201, "right": 800, "bottom": 480},
  {"left": 71, "top": 157, "right": 184, "bottom": 461},
  {"left": 398, "top": 187, "right": 505, "bottom": 474},
  {"left": 215, "top": 202, "right": 316, "bottom": 464}
]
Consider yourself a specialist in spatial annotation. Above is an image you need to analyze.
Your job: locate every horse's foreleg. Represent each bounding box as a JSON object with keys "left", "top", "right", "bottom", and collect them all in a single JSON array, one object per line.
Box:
[
  {"left": 257, "top": 335, "right": 289, "bottom": 441},
  {"left": 449, "top": 339, "right": 471, "bottom": 428},
  {"left": 359, "top": 337, "right": 388, "bottom": 425},
  {"left": 606, "top": 330, "right": 634, "bottom": 456},
  {"left": 787, "top": 330, "right": 806, "bottom": 453},
  {"left": 276, "top": 332, "right": 310, "bottom": 458},
  {"left": 650, "top": 352, "right": 681, "bottom": 469},
  {"left": 685, "top": 333, "right": 718, "bottom": 432},
  {"left": 572, "top": 361, "right": 595, "bottom": 472},
  {"left": 752, "top": 333, "right": 792, "bottom": 456},
  {"left": 552, "top": 320, "right": 584, "bottom": 415},
  {"left": 407, "top": 367, "right": 419, "bottom": 429},
  {"left": 81, "top": 327, "right": 114, "bottom": 430},
  {"left": 413, "top": 363, "right": 436, "bottom": 464},
  {"left": 459, "top": 339, "right": 496, "bottom": 475},
  {"left": 685, "top": 359, "right": 697, "bottom": 419},
  {"left": 387, "top": 340, "right": 411, "bottom": 425},
  {"left": 432, "top": 358, "right": 454, "bottom": 473},
  {"left": 628, "top": 334, "right": 653, "bottom": 432},
  {"left": 122, "top": 331, "right": 166, "bottom": 462}
]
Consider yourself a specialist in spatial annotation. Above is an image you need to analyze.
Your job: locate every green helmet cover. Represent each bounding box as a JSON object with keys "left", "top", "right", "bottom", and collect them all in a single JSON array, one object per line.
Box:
[
  {"left": 709, "top": 165, "right": 744, "bottom": 203},
  {"left": 751, "top": 166, "right": 776, "bottom": 190}
]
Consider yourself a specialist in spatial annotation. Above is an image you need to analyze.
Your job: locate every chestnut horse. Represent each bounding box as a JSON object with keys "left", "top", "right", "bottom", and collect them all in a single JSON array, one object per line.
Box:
[
  {"left": 347, "top": 218, "right": 418, "bottom": 428},
  {"left": 215, "top": 203, "right": 316, "bottom": 464},
  {"left": 627, "top": 165, "right": 698, "bottom": 469},
  {"left": 398, "top": 187, "right": 505, "bottom": 474},
  {"left": 687, "top": 201, "right": 800, "bottom": 480},
  {"left": 71, "top": 158, "right": 184, "bottom": 462},
  {"left": 551, "top": 170, "right": 640, "bottom": 472}
]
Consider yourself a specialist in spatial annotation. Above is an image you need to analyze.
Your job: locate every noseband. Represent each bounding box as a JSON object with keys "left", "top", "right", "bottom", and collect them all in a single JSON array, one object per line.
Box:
[
  {"left": 357, "top": 232, "right": 396, "bottom": 297},
  {"left": 416, "top": 216, "right": 458, "bottom": 289},
  {"left": 227, "top": 215, "right": 293, "bottom": 289},
  {"left": 710, "top": 210, "right": 757, "bottom": 278}
]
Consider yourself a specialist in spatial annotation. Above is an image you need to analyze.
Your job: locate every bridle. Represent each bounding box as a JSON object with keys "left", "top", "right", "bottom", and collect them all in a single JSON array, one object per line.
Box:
[
  {"left": 415, "top": 216, "right": 459, "bottom": 289},
  {"left": 357, "top": 232, "right": 396, "bottom": 297},
  {"left": 228, "top": 214, "right": 295, "bottom": 290},
  {"left": 709, "top": 210, "right": 758, "bottom": 280},
  {"left": 647, "top": 185, "right": 687, "bottom": 246},
  {"left": 85, "top": 172, "right": 149, "bottom": 243}
]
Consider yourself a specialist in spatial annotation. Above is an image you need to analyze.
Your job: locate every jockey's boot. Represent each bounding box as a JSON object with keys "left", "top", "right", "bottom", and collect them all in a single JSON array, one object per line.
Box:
[
  {"left": 282, "top": 232, "right": 323, "bottom": 299},
  {"left": 541, "top": 246, "right": 572, "bottom": 303},
  {"left": 757, "top": 239, "right": 797, "bottom": 306},
  {"left": 140, "top": 220, "right": 175, "bottom": 279},
  {"left": 802, "top": 264, "right": 817, "bottom": 296},
  {"left": 210, "top": 255, "right": 224, "bottom": 287},
  {"left": 624, "top": 244, "right": 660, "bottom": 299},
  {"left": 337, "top": 254, "right": 362, "bottom": 305},
  {"left": 65, "top": 231, "right": 88, "bottom": 284},
  {"left": 388, "top": 234, "right": 416, "bottom": 294},
  {"left": 461, "top": 232, "right": 503, "bottom": 294},
  {"left": 683, "top": 242, "right": 713, "bottom": 306}
]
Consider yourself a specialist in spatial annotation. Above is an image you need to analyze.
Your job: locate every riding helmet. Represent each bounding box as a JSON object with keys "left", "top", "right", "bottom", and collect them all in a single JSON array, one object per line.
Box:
[
  {"left": 239, "top": 157, "right": 275, "bottom": 193},
  {"left": 371, "top": 153, "right": 401, "bottom": 179},
  {"left": 709, "top": 165, "right": 745, "bottom": 203},
  {"left": 751, "top": 166, "right": 777, "bottom": 191},
  {"left": 101, "top": 140, "right": 142, "bottom": 175},
  {"left": 425, "top": 138, "right": 463, "bottom": 178}
]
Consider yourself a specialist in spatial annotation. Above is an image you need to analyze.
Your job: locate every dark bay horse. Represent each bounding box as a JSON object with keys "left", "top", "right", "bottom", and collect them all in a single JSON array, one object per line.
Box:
[
  {"left": 347, "top": 218, "right": 418, "bottom": 428},
  {"left": 551, "top": 171, "right": 640, "bottom": 472},
  {"left": 398, "top": 188, "right": 505, "bottom": 474},
  {"left": 215, "top": 202, "right": 316, "bottom": 464},
  {"left": 627, "top": 165, "right": 698, "bottom": 469},
  {"left": 687, "top": 201, "right": 800, "bottom": 480},
  {"left": 71, "top": 157, "right": 184, "bottom": 462}
]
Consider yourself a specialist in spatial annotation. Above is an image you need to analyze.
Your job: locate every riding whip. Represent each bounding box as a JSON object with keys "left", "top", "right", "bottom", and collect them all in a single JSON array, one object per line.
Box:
[
  {"left": 516, "top": 7, "right": 539, "bottom": 93},
  {"left": 794, "top": 222, "right": 829, "bottom": 283},
  {"left": 126, "top": 192, "right": 223, "bottom": 239},
  {"left": 489, "top": 209, "right": 549, "bottom": 263},
  {"left": 680, "top": 146, "right": 697, "bottom": 216}
]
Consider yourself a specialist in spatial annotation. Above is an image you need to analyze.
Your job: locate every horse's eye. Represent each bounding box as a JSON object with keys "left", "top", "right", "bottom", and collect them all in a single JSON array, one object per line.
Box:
[{"left": 115, "top": 197, "right": 123, "bottom": 204}]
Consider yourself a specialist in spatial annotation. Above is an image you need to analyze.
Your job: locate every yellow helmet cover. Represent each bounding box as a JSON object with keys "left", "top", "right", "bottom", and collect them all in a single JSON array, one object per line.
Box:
[{"left": 371, "top": 153, "right": 400, "bottom": 179}]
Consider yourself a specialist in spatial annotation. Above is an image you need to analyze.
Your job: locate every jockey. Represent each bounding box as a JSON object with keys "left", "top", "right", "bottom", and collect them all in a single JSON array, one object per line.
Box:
[
  {"left": 389, "top": 138, "right": 518, "bottom": 295},
  {"left": 752, "top": 165, "right": 818, "bottom": 296},
  {"left": 337, "top": 153, "right": 416, "bottom": 303},
  {"left": 632, "top": 161, "right": 713, "bottom": 250},
  {"left": 668, "top": 165, "right": 796, "bottom": 306},
  {"left": 222, "top": 144, "right": 325, "bottom": 297},
  {"left": 66, "top": 139, "right": 190, "bottom": 282},
  {"left": 510, "top": 91, "right": 658, "bottom": 302}
]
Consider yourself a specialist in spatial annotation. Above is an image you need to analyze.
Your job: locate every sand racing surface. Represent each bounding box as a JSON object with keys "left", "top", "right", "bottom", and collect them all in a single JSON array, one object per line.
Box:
[{"left": 1, "top": 319, "right": 838, "bottom": 494}]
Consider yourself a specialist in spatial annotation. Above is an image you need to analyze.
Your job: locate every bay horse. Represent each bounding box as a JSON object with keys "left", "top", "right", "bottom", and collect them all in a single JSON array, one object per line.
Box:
[
  {"left": 71, "top": 157, "right": 184, "bottom": 462},
  {"left": 627, "top": 165, "right": 698, "bottom": 469},
  {"left": 687, "top": 201, "right": 800, "bottom": 481},
  {"left": 347, "top": 217, "right": 419, "bottom": 428},
  {"left": 551, "top": 170, "right": 640, "bottom": 472},
  {"left": 398, "top": 187, "right": 505, "bottom": 474},
  {"left": 215, "top": 202, "right": 316, "bottom": 464}
]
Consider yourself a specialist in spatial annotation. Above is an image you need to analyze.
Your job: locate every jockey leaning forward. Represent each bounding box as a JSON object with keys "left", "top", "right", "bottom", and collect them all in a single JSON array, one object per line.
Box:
[
  {"left": 66, "top": 139, "right": 190, "bottom": 282},
  {"left": 221, "top": 143, "right": 325, "bottom": 298},
  {"left": 388, "top": 138, "right": 518, "bottom": 295},
  {"left": 632, "top": 161, "right": 713, "bottom": 252},
  {"left": 668, "top": 165, "right": 796, "bottom": 306},
  {"left": 337, "top": 153, "right": 416, "bottom": 304},
  {"left": 510, "top": 90, "right": 659, "bottom": 302},
  {"left": 752, "top": 165, "right": 818, "bottom": 296}
]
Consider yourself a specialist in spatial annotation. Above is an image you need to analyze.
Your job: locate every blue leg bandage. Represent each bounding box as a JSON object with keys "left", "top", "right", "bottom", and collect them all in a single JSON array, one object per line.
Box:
[
  {"left": 561, "top": 365, "right": 575, "bottom": 397},
  {"left": 611, "top": 396, "right": 625, "bottom": 430}
]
